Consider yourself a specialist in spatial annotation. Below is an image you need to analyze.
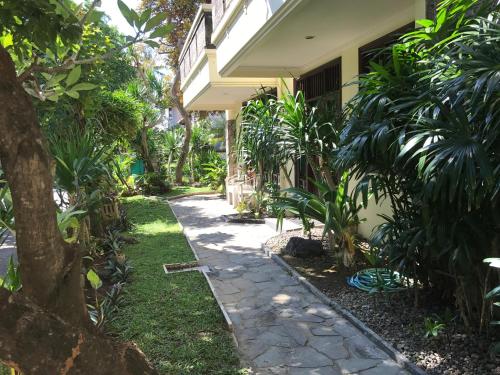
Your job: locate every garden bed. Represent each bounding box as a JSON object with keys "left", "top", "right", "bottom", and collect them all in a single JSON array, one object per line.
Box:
[{"left": 266, "top": 228, "right": 500, "bottom": 375}]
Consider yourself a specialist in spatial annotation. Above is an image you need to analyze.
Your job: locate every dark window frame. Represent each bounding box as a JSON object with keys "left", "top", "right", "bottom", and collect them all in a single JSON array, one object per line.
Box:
[{"left": 295, "top": 57, "right": 342, "bottom": 104}]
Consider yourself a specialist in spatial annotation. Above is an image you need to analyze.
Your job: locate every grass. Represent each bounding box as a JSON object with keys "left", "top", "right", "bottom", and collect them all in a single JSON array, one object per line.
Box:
[
  {"left": 113, "top": 195, "right": 245, "bottom": 375},
  {"left": 164, "top": 185, "right": 215, "bottom": 198}
]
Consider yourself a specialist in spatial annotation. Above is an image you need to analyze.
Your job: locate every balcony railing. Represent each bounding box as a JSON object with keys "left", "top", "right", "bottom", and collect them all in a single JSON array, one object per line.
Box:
[
  {"left": 212, "top": 0, "right": 234, "bottom": 29},
  {"left": 179, "top": 5, "right": 215, "bottom": 82}
]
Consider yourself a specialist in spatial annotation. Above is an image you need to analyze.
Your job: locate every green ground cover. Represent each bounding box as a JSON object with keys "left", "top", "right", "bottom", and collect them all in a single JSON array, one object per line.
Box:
[
  {"left": 164, "top": 185, "right": 216, "bottom": 198},
  {"left": 113, "top": 195, "right": 244, "bottom": 374}
]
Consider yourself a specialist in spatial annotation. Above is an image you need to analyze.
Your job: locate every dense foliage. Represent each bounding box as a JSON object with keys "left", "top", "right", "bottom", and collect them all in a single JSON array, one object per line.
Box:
[{"left": 337, "top": 0, "right": 499, "bottom": 327}]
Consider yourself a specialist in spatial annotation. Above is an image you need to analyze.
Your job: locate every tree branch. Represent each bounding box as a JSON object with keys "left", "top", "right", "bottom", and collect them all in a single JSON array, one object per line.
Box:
[{"left": 17, "top": 37, "right": 142, "bottom": 83}]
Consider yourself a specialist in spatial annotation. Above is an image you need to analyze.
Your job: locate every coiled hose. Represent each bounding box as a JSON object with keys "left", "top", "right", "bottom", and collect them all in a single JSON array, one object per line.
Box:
[{"left": 347, "top": 268, "right": 407, "bottom": 293}]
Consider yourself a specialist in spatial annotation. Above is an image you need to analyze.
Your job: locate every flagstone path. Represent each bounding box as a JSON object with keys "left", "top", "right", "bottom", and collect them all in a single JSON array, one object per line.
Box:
[{"left": 169, "top": 195, "right": 410, "bottom": 375}]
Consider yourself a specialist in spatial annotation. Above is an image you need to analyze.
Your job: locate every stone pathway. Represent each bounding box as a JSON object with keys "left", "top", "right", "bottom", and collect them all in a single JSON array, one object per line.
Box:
[
  {"left": 169, "top": 195, "right": 409, "bottom": 375},
  {"left": 0, "top": 234, "right": 16, "bottom": 276}
]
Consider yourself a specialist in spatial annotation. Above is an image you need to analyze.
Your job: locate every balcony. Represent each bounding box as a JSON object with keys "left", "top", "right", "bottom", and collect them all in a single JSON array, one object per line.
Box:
[
  {"left": 179, "top": 4, "right": 215, "bottom": 84},
  {"left": 179, "top": 4, "right": 278, "bottom": 112},
  {"left": 212, "top": 0, "right": 234, "bottom": 30}
]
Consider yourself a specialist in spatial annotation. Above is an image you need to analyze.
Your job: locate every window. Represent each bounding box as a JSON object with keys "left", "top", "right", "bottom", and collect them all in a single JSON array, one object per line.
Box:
[
  {"left": 295, "top": 58, "right": 341, "bottom": 104},
  {"left": 358, "top": 23, "right": 414, "bottom": 75}
]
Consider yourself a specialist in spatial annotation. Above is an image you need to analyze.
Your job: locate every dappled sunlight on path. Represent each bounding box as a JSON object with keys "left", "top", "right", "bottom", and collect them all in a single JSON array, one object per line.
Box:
[{"left": 170, "top": 195, "right": 410, "bottom": 375}]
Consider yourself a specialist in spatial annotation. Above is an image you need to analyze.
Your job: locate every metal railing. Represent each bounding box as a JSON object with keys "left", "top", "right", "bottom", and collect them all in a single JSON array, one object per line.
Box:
[
  {"left": 179, "top": 7, "right": 215, "bottom": 82},
  {"left": 212, "top": 0, "right": 234, "bottom": 29}
]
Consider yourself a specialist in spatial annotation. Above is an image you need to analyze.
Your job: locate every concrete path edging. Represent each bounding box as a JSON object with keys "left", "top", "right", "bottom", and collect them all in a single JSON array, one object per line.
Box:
[
  {"left": 262, "top": 244, "right": 427, "bottom": 375},
  {"left": 168, "top": 195, "right": 415, "bottom": 375}
]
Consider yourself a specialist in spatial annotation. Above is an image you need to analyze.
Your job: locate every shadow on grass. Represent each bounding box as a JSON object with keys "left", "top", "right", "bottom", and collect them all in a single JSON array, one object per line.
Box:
[{"left": 113, "top": 196, "right": 246, "bottom": 375}]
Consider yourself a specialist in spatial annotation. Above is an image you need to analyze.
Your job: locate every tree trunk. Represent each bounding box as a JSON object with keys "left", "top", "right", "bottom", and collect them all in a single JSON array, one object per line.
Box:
[
  {"left": 0, "top": 289, "right": 157, "bottom": 375},
  {"left": 171, "top": 69, "right": 192, "bottom": 184},
  {"left": 140, "top": 124, "right": 155, "bottom": 173},
  {"left": 0, "top": 44, "right": 157, "bottom": 374},
  {"left": 280, "top": 164, "right": 293, "bottom": 188},
  {"left": 319, "top": 156, "right": 336, "bottom": 190},
  {"left": 0, "top": 46, "right": 87, "bottom": 327},
  {"left": 306, "top": 155, "right": 322, "bottom": 185},
  {"left": 257, "top": 160, "right": 265, "bottom": 192}
]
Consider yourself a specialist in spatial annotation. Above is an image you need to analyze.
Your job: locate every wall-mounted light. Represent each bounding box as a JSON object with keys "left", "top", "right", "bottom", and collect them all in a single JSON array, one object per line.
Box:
[{"left": 305, "top": 35, "right": 315, "bottom": 40}]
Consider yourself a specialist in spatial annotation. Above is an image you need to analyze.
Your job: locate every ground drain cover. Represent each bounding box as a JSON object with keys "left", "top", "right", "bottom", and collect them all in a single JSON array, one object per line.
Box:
[{"left": 163, "top": 262, "right": 210, "bottom": 274}]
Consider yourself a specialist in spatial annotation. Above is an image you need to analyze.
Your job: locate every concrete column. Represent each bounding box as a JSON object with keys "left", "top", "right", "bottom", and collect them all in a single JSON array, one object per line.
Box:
[
  {"left": 341, "top": 46, "right": 359, "bottom": 106},
  {"left": 277, "top": 78, "right": 295, "bottom": 189},
  {"left": 414, "top": 0, "right": 427, "bottom": 23},
  {"left": 225, "top": 108, "right": 239, "bottom": 179}
]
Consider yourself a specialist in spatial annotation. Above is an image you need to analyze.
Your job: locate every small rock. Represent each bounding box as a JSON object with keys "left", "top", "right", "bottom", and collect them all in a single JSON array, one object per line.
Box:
[{"left": 282, "top": 237, "right": 324, "bottom": 258}]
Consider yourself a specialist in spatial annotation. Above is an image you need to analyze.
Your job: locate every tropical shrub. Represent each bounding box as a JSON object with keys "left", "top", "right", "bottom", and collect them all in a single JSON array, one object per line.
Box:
[
  {"left": 277, "top": 173, "right": 362, "bottom": 266},
  {"left": 90, "top": 90, "right": 142, "bottom": 143},
  {"left": 202, "top": 152, "right": 227, "bottom": 192},
  {"left": 336, "top": 0, "right": 499, "bottom": 326},
  {"left": 278, "top": 90, "right": 341, "bottom": 189},
  {"left": 238, "top": 95, "right": 281, "bottom": 191},
  {"left": 163, "top": 127, "right": 184, "bottom": 178},
  {"left": 49, "top": 128, "right": 110, "bottom": 198}
]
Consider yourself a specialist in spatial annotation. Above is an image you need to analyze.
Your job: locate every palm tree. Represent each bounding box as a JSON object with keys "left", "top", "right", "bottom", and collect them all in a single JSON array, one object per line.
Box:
[{"left": 164, "top": 127, "right": 184, "bottom": 179}]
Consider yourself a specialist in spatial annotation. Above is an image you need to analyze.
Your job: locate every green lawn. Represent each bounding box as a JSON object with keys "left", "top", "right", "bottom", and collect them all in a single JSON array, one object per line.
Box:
[
  {"left": 113, "top": 195, "right": 245, "bottom": 374},
  {"left": 165, "top": 185, "right": 215, "bottom": 198}
]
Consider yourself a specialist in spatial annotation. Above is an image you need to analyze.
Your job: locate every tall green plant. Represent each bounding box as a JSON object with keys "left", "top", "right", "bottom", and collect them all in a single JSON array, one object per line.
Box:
[
  {"left": 49, "top": 128, "right": 110, "bottom": 198},
  {"left": 164, "top": 127, "right": 184, "bottom": 178},
  {"left": 277, "top": 173, "right": 362, "bottom": 266},
  {"left": 278, "top": 91, "right": 341, "bottom": 189},
  {"left": 337, "top": 0, "right": 499, "bottom": 325},
  {"left": 237, "top": 96, "right": 281, "bottom": 191}
]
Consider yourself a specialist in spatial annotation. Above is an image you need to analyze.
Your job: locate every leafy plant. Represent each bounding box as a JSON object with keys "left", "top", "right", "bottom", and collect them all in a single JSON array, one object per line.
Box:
[
  {"left": 57, "top": 206, "right": 86, "bottom": 243},
  {"left": 278, "top": 90, "right": 342, "bottom": 189},
  {"left": 0, "top": 183, "right": 14, "bottom": 244},
  {"left": 236, "top": 201, "right": 248, "bottom": 218},
  {"left": 0, "top": 256, "right": 21, "bottom": 292},
  {"left": 277, "top": 173, "right": 362, "bottom": 266},
  {"left": 238, "top": 95, "right": 281, "bottom": 192},
  {"left": 105, "top": 257, "right": 133, "bottom": 284},
  {"left": 336, "top": 0, "right": 500, "bottom": 325},
  {"left": 103, "top": 229, "right": 124, "bottom": 254},
  {"left": 163, "top": 127, "right": 184, "bottom": 178},
  {"left": 111, "top": 153, "right": 135, "bottom": 194},
  {"left": 249, "top": 190, "right": 266, "bottom": 219},
  {"left": 138, "top": 172, "right": 171, "bottom": 195},
  {"left": 49, "top": 127, "right": 110, "bottom": 197},
  {"left": 423, "top": 316, "right": 446, "bottom": 338},
  {"left": 202, "top": 152, "right": 227, "bottom": 192}
]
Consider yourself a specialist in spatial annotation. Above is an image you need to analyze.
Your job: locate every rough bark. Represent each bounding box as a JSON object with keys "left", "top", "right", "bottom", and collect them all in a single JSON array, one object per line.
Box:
[
  {"left": 306, "top": 155, "right": 322, "bottom": 185},
  {"left": 0, "top": 44, "right": 158, "bottom": 373},
  {"left": 0, "top": 45, "right": 87, "bottom": 326},
  {"left": 171, "top": 69, "right": 192, "bottom": 184},
  {"left": 0, "top": 289, "right": 158, "bottom": 375},
  {"left": 319, "top": 157, "right": 336, "bottom": 190},
  {"left": 140, "top": 124, "right": 155, "bottom": 173}
]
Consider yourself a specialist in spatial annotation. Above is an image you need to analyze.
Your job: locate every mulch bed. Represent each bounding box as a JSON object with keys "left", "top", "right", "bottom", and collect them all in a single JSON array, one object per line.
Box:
[{"left": 266, "top": 228, "right": 500, "bottom": 375}]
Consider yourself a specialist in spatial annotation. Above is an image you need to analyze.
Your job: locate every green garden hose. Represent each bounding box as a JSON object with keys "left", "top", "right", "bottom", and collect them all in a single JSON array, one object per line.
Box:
[{"left": 347, "top": 268, "right": 407, "bottom": 293}]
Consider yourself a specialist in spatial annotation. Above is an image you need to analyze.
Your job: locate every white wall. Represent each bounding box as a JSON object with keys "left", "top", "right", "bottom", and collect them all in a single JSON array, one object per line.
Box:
[{"left": 214, "top": 0, "right": 289, "bottom": 76}]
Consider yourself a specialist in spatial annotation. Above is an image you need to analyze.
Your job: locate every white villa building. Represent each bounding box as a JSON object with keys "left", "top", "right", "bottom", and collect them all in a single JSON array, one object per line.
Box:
[{"left": 178, "top": 0, "right": 437, "bottom": 237}]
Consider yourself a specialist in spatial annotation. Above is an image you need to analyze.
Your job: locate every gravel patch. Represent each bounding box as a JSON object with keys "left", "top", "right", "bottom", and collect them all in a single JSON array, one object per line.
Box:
[{"left": 266, "top": 229, "right": 500, "bottom": 375}]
